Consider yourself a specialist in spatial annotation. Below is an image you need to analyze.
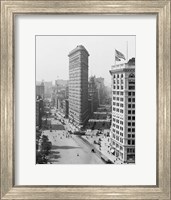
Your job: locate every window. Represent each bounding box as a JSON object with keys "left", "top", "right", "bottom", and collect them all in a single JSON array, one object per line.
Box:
[
  {"left": 121, "top": 74, "right": 123, "bottom": 78},
  {"left": 132, "top": 110, "right": 135, "bottom": 114},
  {"left": 128, "top": 134, "right": 131, "bottom": 138},
  {"left": 117, "top": 74, "right": 119, "bottom": 78},
  {"left": 128, "top": 92, "right": 132, "bottom": 96},
  {"left": 128, "top": 116, "right": 131, "bottom": 120},
  {"left": 128, "top": 122, "right": 131, "bottom": 126},
  {"left": 117, "top": 91, "right": 119, "bottom": 95},
  {"left": 128, "top": 110, "right": 131, "bottom": 114},
  {"left": 132, "top": 134, "right": 135, "bottom": 138},
  {"left": 132, "top": 116, "right": 135, "bottom": 120},
  {"left": 132, "top": 128, "right": 135, "bottom": 132},
  {"left": 132, "top": 122, "right": 135, "bottom": 126},
  {"left": 128, "top": 128, "right": 131, "bottom": 132},
  {"left": 132, "top": 98, "right": 135, "bottom": 102},
  {"left": 129, "top": 73, "right": 135, "bottom": 78},
  {"left": 128, "top": 98, "right": 131, "bottom": 102},
  {"left": 132, "top": 104, "right": 135, "bottom": 108},
  {"left": 121, "top": 86, "right": 123, "bottom": 90},
  {"left": 128, "top": 140, "right": 131, "bottom": 145},
  {"left": 128, "top": 104, "right": 131, "bottom": 108},
  {"left": 132, "top": 140, "right": 135, "bottom": 145},
  {"left": 129, "top": 86, "right": 135, "bottom": 90}
]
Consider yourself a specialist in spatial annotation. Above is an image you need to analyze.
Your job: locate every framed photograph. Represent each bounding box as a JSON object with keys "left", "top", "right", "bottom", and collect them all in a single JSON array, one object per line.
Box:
[{"left": 1, "top": 0, "right": 170, "bottom": 199}]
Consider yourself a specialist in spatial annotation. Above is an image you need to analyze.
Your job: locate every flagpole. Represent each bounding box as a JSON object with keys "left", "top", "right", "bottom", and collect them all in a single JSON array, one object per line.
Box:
[{"left": 114, "top": 48, "right": 116, "bottom": 65}]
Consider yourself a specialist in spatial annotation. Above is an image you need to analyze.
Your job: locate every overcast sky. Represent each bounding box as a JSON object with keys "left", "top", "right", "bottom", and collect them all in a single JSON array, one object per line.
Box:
[{"left": 36, "top": 35, "right": 135, "bottom": 86}]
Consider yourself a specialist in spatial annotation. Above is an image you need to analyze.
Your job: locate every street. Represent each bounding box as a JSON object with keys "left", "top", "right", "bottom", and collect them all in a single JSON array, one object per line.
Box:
[{"left": 43, "top": 125, "right": 105, "bottom": 164}]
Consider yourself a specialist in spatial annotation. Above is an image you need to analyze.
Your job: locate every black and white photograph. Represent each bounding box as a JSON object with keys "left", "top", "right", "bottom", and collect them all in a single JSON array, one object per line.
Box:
[{"left": 36, "top": 36, "right": 135, "bottom": 164}]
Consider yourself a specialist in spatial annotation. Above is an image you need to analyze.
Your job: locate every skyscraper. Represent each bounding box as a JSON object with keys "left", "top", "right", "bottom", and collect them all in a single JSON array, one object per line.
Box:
[
  {"left": 109, "top": 58, "right": 135, "bottom": 163},
  {"left": 68, "top": 45, "right": 89, "bottom": 129}
]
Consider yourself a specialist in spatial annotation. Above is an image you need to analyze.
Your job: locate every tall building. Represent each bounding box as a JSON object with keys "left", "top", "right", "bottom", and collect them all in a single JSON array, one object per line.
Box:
[
  {"left": 109, "top": 58, "right": 135, "bottom": 163},
  {"left": 36, "top": 81, "right": 45, "bottom": 99},
  {"left": 36, "top": 96, "right": 44, "bottom": 128},
  {"left": 88, "top": 76, "right": 99, "bottom": 114},
  {"left": 68, "top": 45, "right": 89, "bottom": 129},
  {"left": 94, "top": 77, "right": 106, "bottom": 105},
  {"left": 44, "top": 81, "right": 52, "bottom": 98}
]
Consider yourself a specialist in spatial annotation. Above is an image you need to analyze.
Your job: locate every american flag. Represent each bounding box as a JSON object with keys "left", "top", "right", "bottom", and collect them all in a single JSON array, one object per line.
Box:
[{"left": 115, "top": 49, "right": 126, "bottom": 61}]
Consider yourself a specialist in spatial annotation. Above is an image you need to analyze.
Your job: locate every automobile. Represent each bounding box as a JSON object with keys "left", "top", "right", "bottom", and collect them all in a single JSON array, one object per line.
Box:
[{"left": 91, "top": 149, "right": 95, "bottom": 153}]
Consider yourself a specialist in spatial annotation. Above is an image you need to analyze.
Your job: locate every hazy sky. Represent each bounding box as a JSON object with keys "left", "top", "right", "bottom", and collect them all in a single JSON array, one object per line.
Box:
[{"left": 36, "top": 35, "right": 135, "bottom": 86}]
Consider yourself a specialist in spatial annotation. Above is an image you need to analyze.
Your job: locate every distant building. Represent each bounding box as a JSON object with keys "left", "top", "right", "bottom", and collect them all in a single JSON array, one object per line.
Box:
[
  {"left": 36, "top": 96, "right": 44, "bottom": 128},
  {"left": 36, "top": 82, "right": 45, "bottom": 99},
  {"left": 88, "top": 76, "right": 99, "bottom": 114},
  {"left": 68, "top": 45, "right": 89, "bottom": 129},
  {"left": 44, "top": 81, "right": 53, "bottom": 98},
  {"left": 109, "top": 58, "right": 135, "bottom": 163},
  {"left": 63, "top": 99, "right": 69, "bottom": 118},
  {"left": 94, "top": 77, "right": 106, "bottom": 105}
]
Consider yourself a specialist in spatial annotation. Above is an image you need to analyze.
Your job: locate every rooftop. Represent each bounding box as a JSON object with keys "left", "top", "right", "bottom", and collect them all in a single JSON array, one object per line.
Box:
[{"left": 68, "top": 45, "right": 89, "bottom": 57}]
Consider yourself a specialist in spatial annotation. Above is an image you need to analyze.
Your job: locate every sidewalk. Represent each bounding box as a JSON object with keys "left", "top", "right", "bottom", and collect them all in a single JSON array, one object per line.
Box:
[{"left": 82, "top": 134, "right": 123, "bottom": 164}]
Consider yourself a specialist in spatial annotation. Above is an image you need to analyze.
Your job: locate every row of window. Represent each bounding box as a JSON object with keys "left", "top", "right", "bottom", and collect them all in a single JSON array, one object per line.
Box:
[
  {"left": 128, "top": 128, "right": 135, "bottom": 132},
  {"left": 127, "top": 148, "right": 135, "bottom": 153},
  {"left": 113, "top": 118, "right": 123, "bottom": 124},
  {"left": 113, "top": 102, "right": 124, "bottom": 107},
  {"left": 113, "top": 86, "right": 124, "bottom": 90},
  {"left": 112, "top": 129, "right": 123, "bottom": 136},
  {"left": 128, "top": 140, "right": 135, "bottom": 145},
  {"left": 128, "top": 104, "right": 135, "bottom": 108},
  {"left": 128, "top": 122, "right": 135, "bottom": 126},
  {"left": 113, "top": 108, "right": 124, "bottom": 113},
  {"left": 113, "top": 97, "right": 124, "bottom": 101},
  {"left": 128, "top": 116, "right": 135, "bottom": 120},
  {"left": 128, "top": 110, "right": 135, "bottom": 115},
  {"left": 129, "top": 86, "right": 135, "bottom": 90},
  {"left": 113, "top": 80, "right": 124, "bottom": 84},
  {"left": 128, "top": 134, "right": 135, "bottom": 138},
  {"left": 112, "top": 124, "right": 124, "bottom": 130},
  {"left": 112, "top": 141, "right": 124, "bottom": 150},
  {"left": 128, "top": 92, "right": 135, "bottom": 96},
  {"left": 113, "top": 73, "right": 135, "bottom": 79},
  {"left": 113, "top": 74, "right": 124, "bottom": 78}
]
